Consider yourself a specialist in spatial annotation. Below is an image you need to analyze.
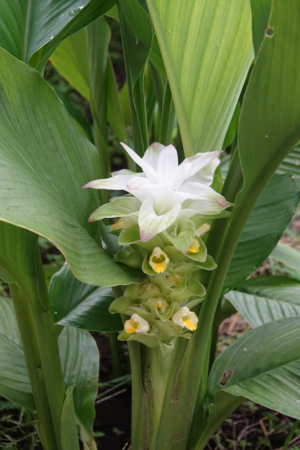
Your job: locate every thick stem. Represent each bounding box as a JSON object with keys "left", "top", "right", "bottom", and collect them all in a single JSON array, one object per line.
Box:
[
  {"left": 29, "top": 245, "right": 67, "bottom": 449},
  {"left": 109, "top": 333, "right": 122, "bottom": 378},
  {"left": 9, "top": 283, "right": 58, "bottom": 450}
]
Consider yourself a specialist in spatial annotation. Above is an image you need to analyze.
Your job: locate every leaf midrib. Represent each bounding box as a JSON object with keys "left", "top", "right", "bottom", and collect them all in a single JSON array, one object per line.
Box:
[{"left": 22, "top": 0, "right": 33, "bottom": 62}]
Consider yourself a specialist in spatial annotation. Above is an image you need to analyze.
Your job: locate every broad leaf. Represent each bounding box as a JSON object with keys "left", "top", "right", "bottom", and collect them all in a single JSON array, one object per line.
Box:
[
  {"left": 225, "top": 280, "right": 300, "bottom": 328},
  {"left": 60, "top": 387, "right": 80, "bottom": 450},
  {"left": 207, "top": 316, "right": 300, "bottom": 420},
  {"left": 51, "top": 27, "right": 127, "bottom": 143},
  {"left": 0, "top": 48, "right": 141, "bottom": 287},
  {"left": 223, "top": 174, "right": 299, "bottom": 293},
  {"left": 59, "top": 327, "right": 99, "bottom": 438},
  {"left": 145, "top": 0, "right": 253, "bottom": 156},
  {"left": 271, "top": 243, "right": 300, "bottom": 277},
  {"left": 236, "top": 0, "right": 300, "bottom": 237},
  {"left": 250, "top": 0, "right": 272, "bottom": 57},
  {"left": 0, "top": 331, "right": 34, "bottom": 409},
  {"left": 277, "top": 146, "right": 300, "bottom": 178},
  {"left": 49, "top": 264, "right": 123, "bottom": 331},
  {"left": 0, "top": 0, "right": 115, "bottom": 70},
  {"left": 0, "top": 296, "right": 33, "bottom": 409}
]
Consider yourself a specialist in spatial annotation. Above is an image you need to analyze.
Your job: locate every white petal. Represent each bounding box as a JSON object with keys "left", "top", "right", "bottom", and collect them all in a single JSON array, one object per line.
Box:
[
  {"left": 126, "top": 176, "right": 152, "bottom": 190},
  {"left": 138, "top": 197, "right": 181, "bottom": 242},
  {"left": 111, "top": 169, "right": 145, "bottom": 177},
  {"left": 178, "top": 200, "right": 227, "bottom": 220},
  {"left": 83, "top": 175, "right": 133, "bottom": 191},
  {"left": 172, "top": 306, "right": 189, "bottom": 327},
  {"left": 186, "top": 158, "right": 220, "bottom": 185},
  {"left": 156, "top": 145, "right": 178, "bottom": 183},
  {"left": 179, "top": 183, "right": 227, "bottom": 207},
  {"left": 120, "top": 142, "right": 157, "bottom": 182},
  {"left": 143, "top": 142, "right": 165, "bottom": 169},
  {"left": 180, "top": 151, "right": 222, "bottom": 181},
  {"left": 132, "top": 314, "right": 150, "bottom": 333}
]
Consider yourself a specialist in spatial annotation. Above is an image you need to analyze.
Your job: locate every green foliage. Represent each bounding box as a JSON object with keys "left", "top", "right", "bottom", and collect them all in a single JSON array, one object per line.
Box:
[
  {"left": 49, "top": 264, "right": 123, "bottom": 331},
  {"left": 145, "top": 0, "right": 253, "bottom": 156},
  {"left": 0, "top": 48, "right": 141, "bottom": 287},
  {"left": 0, "top": 0, "right": 116, "bottom": 69}
]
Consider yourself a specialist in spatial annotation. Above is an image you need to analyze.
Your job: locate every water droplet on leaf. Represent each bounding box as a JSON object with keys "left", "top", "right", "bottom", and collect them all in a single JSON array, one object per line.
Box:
[{"left": 49, "top": 34, "right": 55, "bottom": 40}]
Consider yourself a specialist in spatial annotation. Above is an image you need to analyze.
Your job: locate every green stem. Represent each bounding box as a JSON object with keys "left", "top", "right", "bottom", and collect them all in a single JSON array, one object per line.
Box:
[
  {"left": 283, "top": 419, "right": 300, "bottom": 450},
  {"left": 109, "top": 333, "right": 122, "bottom": 378},
  {"left": 159, "top": 80, "right": 175, "bottom": 146},
  {"left": 9, "top": 283, "right": 58, "bottom": 450},
  {"left": 29, "top": 245, "right": 67, "bottom": 449}
]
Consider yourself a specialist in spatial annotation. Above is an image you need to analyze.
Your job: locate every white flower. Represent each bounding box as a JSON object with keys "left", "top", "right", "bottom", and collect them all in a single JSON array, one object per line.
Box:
[
  {"left": 84, "top": 142, "right": 227, "bottom": 242},
  {"left": 172, "top": 307, "right": 198, "bottom": 331},
  {"left": 124, "top": 314, "right": 150, "bottom": 334},
  {"left": 149, "top": 247, "right": 170, "bottom": 273}
]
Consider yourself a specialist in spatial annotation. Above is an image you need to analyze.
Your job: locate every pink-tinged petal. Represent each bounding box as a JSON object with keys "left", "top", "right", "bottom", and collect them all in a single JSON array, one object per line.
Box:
[
  {"left": 143, "top": 142, "right": 165, "bottom": 169},
  {"left": 138, "top": 197, "right": 181, "bottom": 242},
  {"left": 82, "top": 175, "right": 134, "bottom": 191},
  {"left": 179, "top": 182, "right": 227, "bottom": 207},
  {"left": 156, "top": 145, "right": 178, "bottom": 183},
  {"left": 120, "top": 142, "right": 157, "bottom": 182},
  {"left": 126, "top": 177, "right": 152, "bottom": 190}
]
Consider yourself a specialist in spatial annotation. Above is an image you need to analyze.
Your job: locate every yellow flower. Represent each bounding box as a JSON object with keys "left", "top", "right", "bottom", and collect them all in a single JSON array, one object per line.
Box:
[
  {"left": 154, "top": 297, "right": 169, "bottom": 313},
  {"left": 187, "top": 239, "right": 199, "bottom": 254},
  {"left": 124, "top": 314, "right": 150, "bottom": 334},
  {"left": 111, "top": 217, "right": 135, "bottom": 230},
  {"left": 149, "top": 247, "right": 170, "bottom": 273},
  {"left": 172, "top": 307, "right": 198, "bottom": 331}
]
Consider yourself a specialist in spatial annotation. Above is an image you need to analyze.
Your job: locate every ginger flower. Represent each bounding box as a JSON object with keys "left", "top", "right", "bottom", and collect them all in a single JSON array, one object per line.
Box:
[
  {"left": 172, "top": 307, "right": 199, "bottom": 331},
  {"left": 84, "top": 142, "right": 228, "bottom": 242},
  {"left": 188, "top": 239, "right": 200, "bottom": 253},
  {"left": 124, "top": 314, "right": 150, "bottom": 334},
  {"left": 149, "top": 247, "right": 170, "bottom": 273}
]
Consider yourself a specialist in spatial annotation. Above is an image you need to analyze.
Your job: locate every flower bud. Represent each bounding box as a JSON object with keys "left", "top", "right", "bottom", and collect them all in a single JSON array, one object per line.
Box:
[
  {"left": 154, "top": 297, "right": 169, "bottom": 313},
  {"left": 195, "top": 223, "right": 211, "bottom": 237},
  {"left": 139, "top": 283, "right": 161, "bottom": 294},
  {"left": 166, "top": 273, "right": 184, "bottom": 287}
]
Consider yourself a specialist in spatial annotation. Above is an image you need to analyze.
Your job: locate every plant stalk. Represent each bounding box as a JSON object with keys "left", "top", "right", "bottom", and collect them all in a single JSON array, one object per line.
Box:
[{"left": 9, "top": 283, "right": 58, "bottom": 450}]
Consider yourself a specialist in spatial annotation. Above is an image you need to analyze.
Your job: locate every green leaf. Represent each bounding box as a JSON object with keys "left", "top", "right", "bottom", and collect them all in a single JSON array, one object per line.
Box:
[
  {"left": 55, "top": 90, "right": 94, "bottom": 143},
  {"left": 0, "top": 295, "right": 20, "bottom": 346},
  {"left": 250, "top": 0, "right": 272, "bottom": 57},
  {"left": 117, "top": 0, "right": 153, "bottom": 156},
  {"left": 271, "top": 243, "right": 300, "bottom": 277},
  {"left": 50, "top": 28, "right": 91, "bottom": 99},
  {"left": 145, "top": 0, "right": 253, "bottom": 156},
  {"left": 0, "top": 48, "right": 142, "bottom": 287},
  {"left": 59, "top": 327, "right": 99, "bottom": 437},
  {"left": 224, "top": 174, "right": 299, "bottom": 293},
  {"left": 207, "top": 316, "right": 300, "bottom": 421},
  {"left": 236, "top": 0, "right": 300, "bottom": 239},
  {"left": 277, "top": 146, "right": 300, "bottom": 178},
  {"left": 51, "top": 26, "right": 127, "bottom": 145},
  {"left": 60, "top": 387, "right": 80, "bottom": 450},
  {"left": 238, "top": 275, "right": 300, "bottom": 301},
  {"left": 149, "top": 34, "right": 167, "bottom": 79},
  {"left": 49, "top": 264, "right": 123, "bottom": 332},
  {"left": 0, "top": 295, "right": 34, "bottom": 409},
  {"left": 225, "top": 283, "right": 300, "bottom": 328},
  {"left": 0, "top": 0, "right": 116, "bottom": 70},
  {"left": 0, "top": 331, "right": 34, "bottom": 410}
]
